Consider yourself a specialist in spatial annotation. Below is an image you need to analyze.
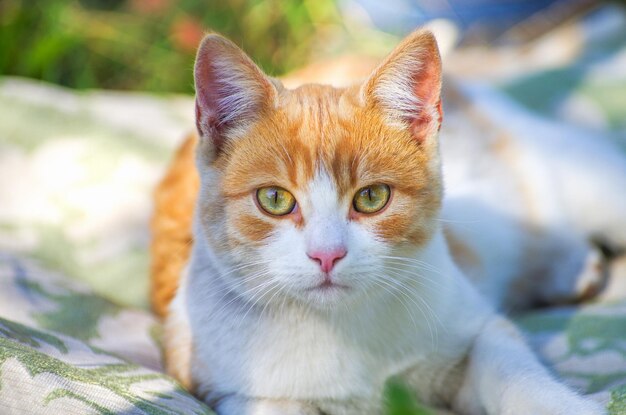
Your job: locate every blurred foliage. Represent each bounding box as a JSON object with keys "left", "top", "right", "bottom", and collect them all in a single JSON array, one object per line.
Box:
[
  {"left": 0, "top": 0, "right": 362, "bottom": 93},
  {"left": 385, "top": 378, "right": 433, "bottom": 415}
]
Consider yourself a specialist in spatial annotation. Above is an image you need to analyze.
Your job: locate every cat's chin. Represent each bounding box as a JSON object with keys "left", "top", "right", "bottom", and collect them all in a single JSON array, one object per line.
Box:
[{"left": 295, "top": 282, "right": 355, "bottom": 309}]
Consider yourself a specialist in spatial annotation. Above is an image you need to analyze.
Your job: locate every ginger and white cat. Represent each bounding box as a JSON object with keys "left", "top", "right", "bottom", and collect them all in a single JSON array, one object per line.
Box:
[{"left": 151, "top": 30, "right": 626, "bottom": 414}]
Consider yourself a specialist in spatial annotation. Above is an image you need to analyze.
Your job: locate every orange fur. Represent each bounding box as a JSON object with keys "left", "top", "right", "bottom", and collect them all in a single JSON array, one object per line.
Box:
[
  {"left": 150, "top": 31, "right": 443, "bottom": 318},
  {"left": 150, "top": 134, "right": 199, "bottom": 318},
  {"left": 213, "top": 83, "right": 442, "bottom": 246}
]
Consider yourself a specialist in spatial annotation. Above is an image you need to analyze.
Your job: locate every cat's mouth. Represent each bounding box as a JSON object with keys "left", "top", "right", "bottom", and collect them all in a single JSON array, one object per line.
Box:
[{"left": 306, "top": 280, "right": 350, "bottom": 292}]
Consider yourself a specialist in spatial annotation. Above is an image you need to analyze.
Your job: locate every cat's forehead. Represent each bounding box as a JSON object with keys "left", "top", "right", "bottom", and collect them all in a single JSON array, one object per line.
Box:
[
  {"left": 220, "top": 84, "right": 431, "bottom": 198},
  {"left": 281, "top": 84, "right": 344, "bottom": 111}
]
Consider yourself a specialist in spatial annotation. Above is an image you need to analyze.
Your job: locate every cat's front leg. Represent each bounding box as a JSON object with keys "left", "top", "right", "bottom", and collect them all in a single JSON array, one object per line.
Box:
[
  {"left": 214, "top": 395, "right": 322, "bottom": 415},
  {"left": 453, "top": 316, "right": 606, "bottom": 415}
]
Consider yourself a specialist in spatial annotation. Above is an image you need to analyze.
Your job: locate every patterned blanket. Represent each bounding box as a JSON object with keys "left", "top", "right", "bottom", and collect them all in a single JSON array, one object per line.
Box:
[{"left": 0, "top": 6, "right": 625, "bottom": 414}]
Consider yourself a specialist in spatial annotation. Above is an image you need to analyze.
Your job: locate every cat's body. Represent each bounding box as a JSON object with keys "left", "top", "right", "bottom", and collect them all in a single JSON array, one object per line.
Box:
[
  {"left": 151, "top": 30, "right": 625, "bottom": 414},
  {"left": 439, "top": 82, "right": 626, "bottom": 309}
]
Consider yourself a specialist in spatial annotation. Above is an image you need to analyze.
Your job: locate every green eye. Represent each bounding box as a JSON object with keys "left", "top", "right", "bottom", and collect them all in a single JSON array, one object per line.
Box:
[
  {"left": 353, "top": 184, "right": 391, "bottom": 214},
  {"left": 256, "top": 186, "right": 296, "bottom": 216}
]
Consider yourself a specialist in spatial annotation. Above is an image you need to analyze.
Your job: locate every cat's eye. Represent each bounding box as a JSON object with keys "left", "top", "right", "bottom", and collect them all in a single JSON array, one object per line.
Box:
[
  {"left": 353, "top": 184, "right": 391, "bottom": 214},
  {"left": 256, "top": 186, "right": 296, "bottom": 216}
]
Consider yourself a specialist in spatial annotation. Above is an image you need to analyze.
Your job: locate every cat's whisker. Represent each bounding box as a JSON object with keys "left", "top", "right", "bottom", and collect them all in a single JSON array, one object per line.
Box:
[
  {"left": 379, "top": 255, "right": 443, "bottom": 275},
  {"left": 359, "top": 255, "right": 429, "bottom": 270},
  {"left": 378, "top": 258, "right": 436, "bottom": 274},
  {"left": 232, "top": 278, "right": 277, "bottom": 316},
  {"left": 212, "top": 271, "right": 274, "bottom": 317},
  {"left": 258, "top": 282, "right": 287, "bottom": 321},
  {"left": 236, "top": 280, "right": 282, "bottom": 329},
  {"left": 435, "top": 218, "right": 482, "bottom": 224},
  {"left": 191, "top": 259, "right": 272, "bottom": 282},
  {"left": 380, "top": 270, "right": 445, "bottom": 337},
  {"left": 224, "top": 265, "right": 275, "bottom": 282},
  {"left": 218, "top": 260, "right": 274, "bottom": 277},
  {"left": 380, "top": 257, "right": 461, "bottom": 289},
  {"left": 369, "top": 276, "right": 420, "bottom": 332},
  {"left": 373, "top": 272, "right": 440, "bottom": 349},
  {"left": 379, "top": 254, "right": 438, "bottom": 266},
  {"left": 379, "top": 268, "right": 441, "bottom": 314},
  {"left": 206, "top": 261, "right": 277, "bottom": 299},
  {"left": 278, "top": 284, "right": 290, "bottom": 316},
  {"left": 210, "top": 269, "right": 273, "bottom": 299},
  {"left": 378, "top": 259, "right": 444, "bottom": 283},
  {"left": 382, "top": 266, "right": 447, "bottom": 291},
  {"left": 383, "top": 264, "right": 444, "bottom": 284}
]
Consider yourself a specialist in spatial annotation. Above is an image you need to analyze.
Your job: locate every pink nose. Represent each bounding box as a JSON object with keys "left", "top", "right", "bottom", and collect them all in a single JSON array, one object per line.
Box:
[{"left": 307, "top": 248, "right": 347, "bottom": 273}]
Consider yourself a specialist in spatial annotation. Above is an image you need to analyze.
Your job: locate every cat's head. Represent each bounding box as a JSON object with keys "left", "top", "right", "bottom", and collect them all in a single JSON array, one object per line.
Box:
[{"left": 194, "top": 30, "right": 443, "bottom": 309}]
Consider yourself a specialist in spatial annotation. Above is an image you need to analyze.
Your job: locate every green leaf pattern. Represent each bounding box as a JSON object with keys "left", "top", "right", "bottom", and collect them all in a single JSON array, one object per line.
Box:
[{"left": 0, "top": 256, "right": 212, "bottom": 414}]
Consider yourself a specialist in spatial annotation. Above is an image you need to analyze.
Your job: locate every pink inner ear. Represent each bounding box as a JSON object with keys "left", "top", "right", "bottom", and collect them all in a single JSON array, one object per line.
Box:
[
  {"left": 413, "top": 61, "right": 440, "bottom": 107},
  {"left": 409, "top": 98, "right": 443, "bottom": 142},
  {"left": 409, "top": 61, "right": 443, "bottom": 142},
  {"left": 195, "top": 56, "right": 227, "bottom": 138}
]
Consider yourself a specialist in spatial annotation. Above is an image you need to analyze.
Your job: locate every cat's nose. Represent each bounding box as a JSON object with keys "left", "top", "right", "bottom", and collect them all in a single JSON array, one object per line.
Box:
[{"left": 307, "top": 248, "right": 347, "bottom": 273}]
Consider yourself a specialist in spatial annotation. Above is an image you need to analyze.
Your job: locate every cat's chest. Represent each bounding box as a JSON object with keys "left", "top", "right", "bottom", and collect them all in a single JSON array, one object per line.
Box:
[{"left": 191, "top": 303, "right": 430, "bottom": 401}]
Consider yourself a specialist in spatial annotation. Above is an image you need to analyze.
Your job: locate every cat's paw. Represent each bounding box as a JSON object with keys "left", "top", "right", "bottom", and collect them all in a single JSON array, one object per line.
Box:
[
  {"left": 598, "top": 254, "right": 626, "bottom": 302},
  {"left": 215, "top": 395, "right": 321, "bottom": 415},
  {"left": 541, "top": 246, "right": 608, "bottom": 306}
]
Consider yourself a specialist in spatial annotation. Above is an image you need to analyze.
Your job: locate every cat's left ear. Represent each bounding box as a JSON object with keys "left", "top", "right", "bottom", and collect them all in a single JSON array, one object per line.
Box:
[
  {"left": 361, "top": 30, "right": 443, "bottom": 143},
  {"left": 194, "top": 34, "right": 280, "bottom": 154}
]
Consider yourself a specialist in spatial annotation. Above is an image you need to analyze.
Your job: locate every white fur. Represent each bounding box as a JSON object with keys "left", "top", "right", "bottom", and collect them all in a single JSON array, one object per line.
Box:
[
  {"left": 167, "top": 157, "right": 609, "bottom": 414},
  {"left": 440, "top": 82, "right": 626, "bottom": 308},
  {"left": 173, "top": 40, "right": 618, "bottom": 413},
  {"left": 170, "top": 221, "right": 604, "bottom": 414},
  {"left": 460, "top": 83, "right": 626, "bottom": 248}
]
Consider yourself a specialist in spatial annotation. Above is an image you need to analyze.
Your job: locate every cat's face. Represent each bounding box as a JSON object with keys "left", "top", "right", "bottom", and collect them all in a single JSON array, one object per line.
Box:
[{"left": 194, "top": 31, "right": 443, "bottom": 309}]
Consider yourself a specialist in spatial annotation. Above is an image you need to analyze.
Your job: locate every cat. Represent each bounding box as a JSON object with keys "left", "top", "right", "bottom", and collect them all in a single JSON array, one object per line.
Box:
[{"left": 150, "top": 30, "right": 623, "bottom": 414}]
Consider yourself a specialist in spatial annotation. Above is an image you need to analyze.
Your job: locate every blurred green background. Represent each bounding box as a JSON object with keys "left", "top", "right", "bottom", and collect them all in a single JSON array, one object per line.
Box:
[{"left": 0, "top": 0, "right": 392, "bottom": 93}]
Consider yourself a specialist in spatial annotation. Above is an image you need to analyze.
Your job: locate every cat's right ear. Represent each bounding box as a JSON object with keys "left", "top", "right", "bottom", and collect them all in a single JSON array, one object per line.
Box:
[
  {"left": 194, "top": 34, "right": 279, "bottom": 155},
  {"left": 360, "top": 30, "right": 442, "bottom": 145}
]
